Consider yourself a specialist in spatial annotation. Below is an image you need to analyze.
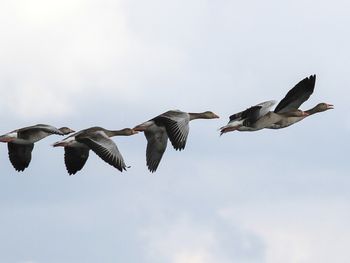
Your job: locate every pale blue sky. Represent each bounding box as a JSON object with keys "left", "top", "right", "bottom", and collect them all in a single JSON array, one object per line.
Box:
[{"left": 0, "top": 0, "right": 349, "bottom": 262}]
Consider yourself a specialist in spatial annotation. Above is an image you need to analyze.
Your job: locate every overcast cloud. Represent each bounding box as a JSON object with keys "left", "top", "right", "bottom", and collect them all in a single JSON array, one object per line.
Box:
[{"left": 0, "top": 0, "right": 349, "bottom": 262}]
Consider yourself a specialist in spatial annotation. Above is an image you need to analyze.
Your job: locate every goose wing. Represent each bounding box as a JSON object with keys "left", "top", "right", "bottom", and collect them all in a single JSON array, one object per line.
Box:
[
  {"left": 64, "top": 146, "right": 90, "bottom": 175},
  {"left": 7, "top": 142, "right": 34, "bottom": 172},
  {"left": 76, "top": 131, "right": 127, "bottom": 172},
  {"left": 144, "top": 125, "right": 168, "bottom": 173},
  {"left": 18, "top": 124, "right": 64, "bottom": 141},
  {"left": 154, "top": 110, "right": 189, "bottom": 151},
  {"left": 229, "top": 100, "right": 276, "bottom": 126},
  {"left": 274, "top": 75, "right": 316, "bottom": 113}
]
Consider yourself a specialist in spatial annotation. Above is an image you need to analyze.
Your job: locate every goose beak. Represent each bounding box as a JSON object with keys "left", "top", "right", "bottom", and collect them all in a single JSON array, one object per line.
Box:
[
  {"left": 327, "top": 104, "right": 334, "bottom": 109},
  {"left": 133, "top": 126, "right": 145, "bottom": 132},
  {"left": 0, "top": 136, "right": 15, "bottom": 143},
  {"left": 133, "top": 121, "right": 154, "bottom": 131},
  {"left": 52, "top": 141, "right": 66, "bottom": 147}
]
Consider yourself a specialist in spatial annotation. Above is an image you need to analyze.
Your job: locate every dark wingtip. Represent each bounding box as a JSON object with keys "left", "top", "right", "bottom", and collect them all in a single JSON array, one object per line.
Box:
[
  {"left": 310, "top": 74, "right": 316, "bottom": 90},
  {"left": 311, "top": 74, "right": 316, "bottom": 81},
  {"left": 66, "top": 166, "right": 79, "bottom": 175},
  {"left": 172, "top": 142, "right": 186, "bottom": 151},
  {"left": 175, "top": 147, "right": 185, "bottom": 151},
  {"left": 119, "top": 165, "right": 130, "bottom": 172},
  {"left": 12, "top": 163, "right": 28, "bottom": 172},
  {"left": 147, "top": 165, "right": 158, "bottom": 173}
]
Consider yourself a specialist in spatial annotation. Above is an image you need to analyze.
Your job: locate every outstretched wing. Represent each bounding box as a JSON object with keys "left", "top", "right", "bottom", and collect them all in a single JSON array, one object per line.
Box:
[
  {"left": 7, "top": 142, "right": 34, "bottom": 172},
  {"left": 76, "top": 132, "right": 127, "bottom": 172},
  {"left": 18, "top": 124, "right": 64, "bottom": 141},
  {"left": 64, "top": 147, "right": 90, "bottom": 175},
  {"left": 274, "top": 75, "right": 316, "bottom": 113},
  {"left": 144, "top": 125, "right": 168, "bottom": 173}
]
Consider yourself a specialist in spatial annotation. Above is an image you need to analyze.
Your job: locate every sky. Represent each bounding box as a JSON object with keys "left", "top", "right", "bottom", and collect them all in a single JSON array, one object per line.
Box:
[{"left": 0, "top": 0, "right": 349, "bottom": 262}]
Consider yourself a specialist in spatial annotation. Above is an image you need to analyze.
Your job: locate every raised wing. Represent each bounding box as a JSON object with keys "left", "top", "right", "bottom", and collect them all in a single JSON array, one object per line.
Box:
[
  {"left": 274, "top": 75, "right": 316, "bottom": 113},
  {"left": 154, "top": 110, "right": 189, "bottom": 151}
]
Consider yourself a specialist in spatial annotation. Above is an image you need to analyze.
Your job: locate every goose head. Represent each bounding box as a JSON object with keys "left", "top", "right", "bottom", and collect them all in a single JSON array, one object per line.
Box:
[
  {"left": 189, "top": 111, "right": 220, "bottom": 120},
  {"left": 59, "top": 127, "right": 75, "bottom": 135},
  {"left": 133, "top": 121, "right": 154, "bottom": 132},
  {"left": 201, "top": 111, "right": 220, "bottom": 119},
  {"left": 116, "top": 128, "right": 139, "bottom": 136},
  {"left": 314, "top": 103, "right": 334, "bottom": 112}
]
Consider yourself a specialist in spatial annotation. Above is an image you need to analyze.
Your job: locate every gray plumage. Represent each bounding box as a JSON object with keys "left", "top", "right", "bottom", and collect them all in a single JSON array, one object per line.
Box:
[
  {"left": 0, "top": 124, "right": 74, "bottom": 172},
  {"left": 53, "top": 127, "right": 137, "bottom": 175},
  {"left": 134, "top": 110, "right": 219, "bottom": 172}
]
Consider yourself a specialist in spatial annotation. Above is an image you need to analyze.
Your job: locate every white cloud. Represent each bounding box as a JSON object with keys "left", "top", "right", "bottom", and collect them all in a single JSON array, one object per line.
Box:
[
  {"left": 0, "top": 0, "right": 192, "bottom": 119},
  {"left": 141, "top": 217, "right": 219, "bottom": 263},
  {"left": 140, "top": 215, "right": 264, "bottom": 263},
  {"left": 0, "top": 1, "right": 130, "bottom": 118},
  {"left": 220, "top": 200, "right": 350, "bottom": 263}
]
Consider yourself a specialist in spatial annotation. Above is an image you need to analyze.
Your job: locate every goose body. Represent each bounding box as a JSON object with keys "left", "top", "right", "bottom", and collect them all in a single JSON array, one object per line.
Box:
[
  {"left": 250, "top": 110, "right": 308, "bottom": 129},
  {"left": 134, "top": 110, "right": 219, "bottom": 172},
  {"left": 53, "top": 127, "right": 137, "bottom": 175},
  {"left": 219, "top": 100, "right": 277, "bottom": 134},
  {"left": 0, "top": 124, "right": 74, "bottom": 172}
]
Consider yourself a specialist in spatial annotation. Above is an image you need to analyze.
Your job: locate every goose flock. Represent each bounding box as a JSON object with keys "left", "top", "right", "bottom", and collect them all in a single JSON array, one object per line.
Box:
[{"left": 0, "top": 75, "right": 333, "bottom": 174}]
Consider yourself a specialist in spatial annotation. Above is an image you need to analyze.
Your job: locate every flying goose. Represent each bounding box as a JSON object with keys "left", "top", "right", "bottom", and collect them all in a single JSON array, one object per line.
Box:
[
  {"left": 220, "top": 101, "right": 308, "bottom": 135},
  {"left": 53, "top": 127, "right": 137, "bottom": 175},
  {"left": 219, "top": 75, "right": 331, "bottom": 135},
  {"left": 133, "top": 110, "right": 219, "bottom": 172},
  {"left": 0, "top": 124, "right": 74, "bottom": 172},
  {"left": 267, "top": 75, "right": 333, "bottom": 129}
]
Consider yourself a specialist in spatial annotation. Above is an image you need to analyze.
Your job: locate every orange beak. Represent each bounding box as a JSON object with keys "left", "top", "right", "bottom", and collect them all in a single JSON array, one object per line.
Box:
[
  {"left": 0, "top": 137, "right": 15, "bottom": 143},
  {"left": 131, "top": 129, "right": 139, "bottom": 135},
  {"left": 52, "top": 141, "right": 66, "bottom": 147}
]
